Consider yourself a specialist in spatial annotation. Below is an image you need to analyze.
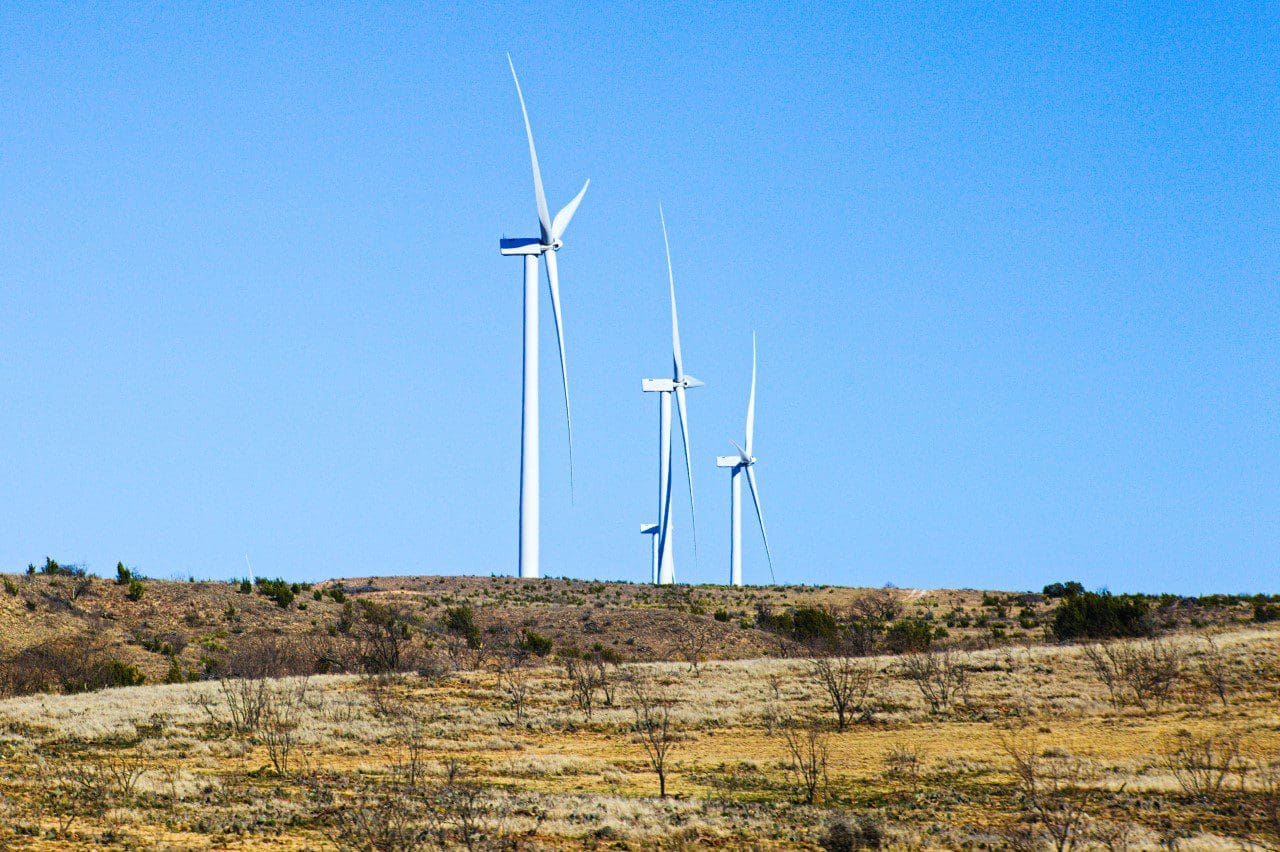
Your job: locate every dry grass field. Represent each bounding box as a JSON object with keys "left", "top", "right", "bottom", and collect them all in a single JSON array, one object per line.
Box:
[{"left": 0, "top": 574, "right": 1278, "bottom": 849}]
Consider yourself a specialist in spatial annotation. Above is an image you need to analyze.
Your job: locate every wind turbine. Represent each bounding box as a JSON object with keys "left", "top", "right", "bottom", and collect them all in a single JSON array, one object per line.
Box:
[
  {"left": 716, "top": 334, "right": 774, "bottom": 586},
  {"left": 641, "top": 207, "right": 701, "bottom": 585},
  {"left": 499, "top": 56, "right": 589, "bottom": 579}
]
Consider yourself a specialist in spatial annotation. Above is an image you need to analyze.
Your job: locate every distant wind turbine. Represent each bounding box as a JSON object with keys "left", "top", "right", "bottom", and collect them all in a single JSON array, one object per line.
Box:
[
  {"left": 642, "top": 207, "right": 701, "bottom": 585},
  {"left": 499, "top": 55, "right": 589, "bottom": 579},
  {"left": 717, "top": 334, "right": 774, "bottom": 586}
]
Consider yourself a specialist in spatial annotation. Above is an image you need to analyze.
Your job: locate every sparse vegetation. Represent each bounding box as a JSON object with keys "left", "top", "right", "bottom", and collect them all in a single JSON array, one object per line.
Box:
[{"left": 0, "top": 574, "right": 1275, "bottom": 848}]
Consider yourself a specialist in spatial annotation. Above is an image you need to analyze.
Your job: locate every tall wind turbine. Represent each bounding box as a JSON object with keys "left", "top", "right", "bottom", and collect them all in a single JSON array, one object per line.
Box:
[
  {"left": 716, "top": 334, "right": 774, "bottom": 586},
  {"left": 641, "top": 207, "right": 701, "bottom": 585},
  {"left": 499, "top": 56, "right": 589, "bottom": 579}
]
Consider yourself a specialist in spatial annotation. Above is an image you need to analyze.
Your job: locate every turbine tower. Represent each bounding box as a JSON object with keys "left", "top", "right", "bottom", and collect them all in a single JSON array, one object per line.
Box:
[
  {"left": 499, "top": 56, "right": 589, "bottom": 579},
  {"left": 641, "top": 207, "right": 701, "bottom": 585},
  {"left": 716, "top": 334, "right": 774, "bottom": 586},
  {"left": 640, "top": 522, "right": 659, "bottom": 584}
]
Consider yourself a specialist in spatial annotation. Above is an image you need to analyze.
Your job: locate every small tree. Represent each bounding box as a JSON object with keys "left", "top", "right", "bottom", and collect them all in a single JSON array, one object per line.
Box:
[
  {"left": 1197, "top": 636, "right": 1231, "bottom": 707},
  {"left": 675, "top": 615, "right": 716, "bottom": 673},
  {"left": 999, "top": 732, "right": 1097, "bottom": 852},
  {"left": 810, "top": 656, "right": 876, "bottom": 731},
  {"left": 899, "top": 646, "right": 968, "bottom": 714},
  {"left": 781, "top": 718, "right": 829, "bottom": 804},
  {"left": 629, "top": 675, "right": 679, "bottom": 797},
  {"left": 1159, "top": 732, "right": 1241, "bottom": 802}
]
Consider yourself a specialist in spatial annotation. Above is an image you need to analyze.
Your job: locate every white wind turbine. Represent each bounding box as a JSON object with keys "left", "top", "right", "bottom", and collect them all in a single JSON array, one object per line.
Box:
[
  {"left": 717, "top": 334, "right": 774, "bottom": 586},
  {"left": 641, "top": 207, "right": 701, "bottom": 585},
  {"left": 499, "top": 55, "right": 589, "bottom": 579}
]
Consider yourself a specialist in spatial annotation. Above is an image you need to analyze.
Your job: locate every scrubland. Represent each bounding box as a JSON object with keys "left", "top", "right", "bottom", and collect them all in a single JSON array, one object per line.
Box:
[{"left": 0, "top": 574, "right": 1278, "bottom": 849}]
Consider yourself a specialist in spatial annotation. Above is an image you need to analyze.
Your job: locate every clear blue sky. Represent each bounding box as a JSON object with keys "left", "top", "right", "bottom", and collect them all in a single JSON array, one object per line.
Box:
[{"left": 2, "top": 3, "right": 1276, "bottom": 593}]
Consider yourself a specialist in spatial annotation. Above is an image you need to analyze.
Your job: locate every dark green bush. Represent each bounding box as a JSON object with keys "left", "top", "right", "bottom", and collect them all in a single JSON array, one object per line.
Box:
[
  {"left": 1254, "top": 602, "right": 1280, "bottom": 623},
  {"left": 1052, "top": 592, "right": 1151, "bottom": 641},
  {"left": 885, "top": 617, "right": 934, "bottom": 653},
  {"left": 518, "top": 629, "right": 553, "bottom": 656},
  {"left": 442, "top": 606, "right": 481, "bottom": 648},
  {"left": 1043, "top": 581, "right": 1085, "bottom": 599},
  {"left": 126, "top": 578, "right": 145, "bottom": 601},
  {"left": 254, "top": 577, "right": 294, "bottom": 609},
  {"left": 115, "top": 562, "right": 132, "bottom": 585}
]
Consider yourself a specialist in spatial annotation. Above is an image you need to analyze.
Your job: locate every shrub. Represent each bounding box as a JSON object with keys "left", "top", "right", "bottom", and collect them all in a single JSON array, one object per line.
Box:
[
  {"left": 885, "top": 618, "right": 933, "bottom": 653},
  {"left": 254, "top": 578, "right": 295, "bottom": 609},
  {"left": 115, "top": 562, "right": 132, "bottom": 585},
  {"left": 822, "top": 815, "right": 885, "bottom": 850},
  {"left": 442, "top": 606, "right": 480, "bottom": 649},
  {"left": 1043, "top": 581, "right": 1085, "bottom": 599},
  {"left": 38, "top": 557, "right": 86, "bottom": 578},
  {"left": 126, "top": 578, "right": 145, "bottom": 601},
  {"left": 1052, "top": 592, "right": 1151, "bottom": 641},
  {"left": 518, "top": 629, "right": 553, "bottom": 657},
  {"left": 1254, "top": 602, "right": 1280, "bottom": 623},
  {"left": 2, "top": 577, "right": 17, "bottom": 596},
  {"left": 238, "top": 578, "right": 252, "bottom": 594}
]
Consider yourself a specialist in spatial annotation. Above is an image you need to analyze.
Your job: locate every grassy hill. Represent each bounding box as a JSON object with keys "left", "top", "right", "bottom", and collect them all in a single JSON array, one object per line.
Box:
[{"left": 0, "top": 572, "right": 1277, "bottom": 848}]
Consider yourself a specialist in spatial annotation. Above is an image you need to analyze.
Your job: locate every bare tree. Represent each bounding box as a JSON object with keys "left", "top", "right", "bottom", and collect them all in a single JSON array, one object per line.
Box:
[
  {"left": 496, "top": 661, "right": 531, "bottom": 725},
  {"left": 809, "top": 656, "right": 876, "bottom": 731},
  {"left": 261, "top": 679, "right": 309, "bottom": 776},
  {"left": 1159, "top": 732, "right": 1241, "bottom": 802},
  {"left": 1197, "top": 635, "right": 1232, "bottom": 707},
  {"left": 1082, "top": 640, "right": 1184, "bottom": 711},
  {"left": 628, "top": 674, "right": 679, "bottom": 798},
  {"left": 675, "top": 615, "right": 717, "bottom": 673},
  {"left": 780, "top": 718, "right": 829, "bottom": 805},
  {"left": 899, "top": 646, "right": 969, "bottom": 714},
  {"left": 561, "top": 656, "right": 600, "bottom": 720},
  {"left": 849, "top": 587, "right": 903, "bottom": 623},
  {"left": 999, "top": 732, "right": 1097, "bottom": 852}
]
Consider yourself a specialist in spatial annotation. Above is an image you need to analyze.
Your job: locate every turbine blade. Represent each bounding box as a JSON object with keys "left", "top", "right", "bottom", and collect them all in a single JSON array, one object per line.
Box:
[
  {"left": 730, "top": 438, "right": 750, "bottom": 464},
  {"left": 660, "top": 205, "right": 683, "bottom": 381},
  {"left": 745, "top": 332, "right": 757, "bottom": 456},
  {"left": 744, "top": 465, "right": 774, "bottom": 584},
  {"left": 676, "top": 383, "right": 697, "bottom": 563},
  {"left": 544, "top": 249, "right": 574, "bottom": 495},
  {"left": 508, "top": 54, "right": 552, "bottom": 242},
  {"left": 552, "top": 179, "right": 589, "bottom": 241}
]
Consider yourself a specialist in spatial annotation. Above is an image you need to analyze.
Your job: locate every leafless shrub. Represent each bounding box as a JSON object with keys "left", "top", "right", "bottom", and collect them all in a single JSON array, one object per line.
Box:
[
  {"left": 999, "top": 731, "right": 1098, "bottom": 852},
  {"left": 899, "top": 646, "right": 969, "bottom": 714},
  {"left": 1197, "top": 635, "right": 1232, "bottom": 707},
  {"left": 196, "top": 677, "right": 270, "bottom": 734},
  {"left": 261, "top": 679, "right": 309, "bottom": 776},
  {"left": 594, "top": 657, "right": 619, "bottom": 707},
  {"left": 1083, "top": 640, "right": 1184, "bottom": 710},
  {"left": 220, "top": 632, "right": 318, "bottom": 678},
  {"left": 781, "top": 718, "right": 829, "bottom": 805},
  {"left": 849, "top": 588, "right": 903, "bottom": 623},
  {"left": 884, "top": 744, "right": 924, "bottom": 789},
  {"left": 628, "top": 674, "right": 679, "bottom": 798},
  {"left": 360, "top": 671, "right": 411, "bottom": 719},
  {"left": 59, "top": 750, "right": 149, "bottom": 802},
  {"left": 1159, "top": 731, "right": 1241, "bottom": 802},
  {"left": 676, "top": 615, "right": 717, "bottom": 673},
  {"left": 561, "top": 656, "right": 601, "bottom": 720},
  {"left": 810, "top": 656, "right": 876, "bottom": 730},
  {"left": 1257, "top": 760, "right": 1280, "bottom": 846},
  {"left": 496, "top": 664, "right": 531, "bottom": 725}
]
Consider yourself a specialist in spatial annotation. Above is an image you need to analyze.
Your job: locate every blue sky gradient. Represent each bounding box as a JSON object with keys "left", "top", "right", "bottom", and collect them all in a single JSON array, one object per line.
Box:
[{"left": 1, "top": 3, "right": 1276, "bottom": 592}]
